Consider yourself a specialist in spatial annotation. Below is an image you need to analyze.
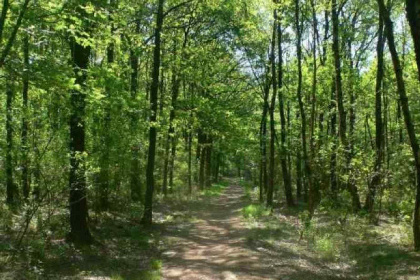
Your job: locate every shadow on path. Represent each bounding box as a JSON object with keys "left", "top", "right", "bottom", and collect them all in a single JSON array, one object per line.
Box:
[{"left": 161, "top": 183, "right": 346, "bottom": 280}]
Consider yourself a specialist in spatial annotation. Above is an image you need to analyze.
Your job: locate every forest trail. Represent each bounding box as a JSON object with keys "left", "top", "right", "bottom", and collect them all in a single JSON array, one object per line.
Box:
[{"left": 161, "top": 183, "right": 275, "bottom": 280}]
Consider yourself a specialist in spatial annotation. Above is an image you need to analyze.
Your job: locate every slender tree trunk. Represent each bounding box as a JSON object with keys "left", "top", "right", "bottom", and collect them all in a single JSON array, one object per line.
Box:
[
  {"left": 163, "top": 40, "right": 181, "bottom": 195},
  {"left": 330, "top": 83, "right": 338, "bottom": 198},
  {"left": 141, "top": 0, "right": 165, "bottom": 225},
  {"left": 198, "top": 131, "right": 206, "bottom": 190},
  {"left": 205, "top": 137, "right": 212, "bottom": 188},
  {"left": 296, "top": 0, "right": 317, "bottom": 214},
  {"left": 0, "top": 0, "right": 30, "bottom": 68},
  {"left": 188, "top": 129, "right": 192, "bottom": 194},
  {"left": 21, "top": 34, "right": 30, "bottom": 200},
  {"left": 332, "top": 0, "right": 361, "bottom": 211},
  {"left": 332, "top": 0, "right": 346, "bottom": 145},
  {"left": 99, "top": 3, "right": 115, "bottom": 209},
  {"left": 309, "top": 0, "right": 318, "bottom": 155},
  {"left": 277, "top": 14, "right": 294, "bottom": 207},
  {"left": 296, "top": 149, "right": 302, "bottom": 201},
  {"left": 130, "top": 19, "right": 142, "bottom": 202},
  {"left": 321, "top": 9, "right": 329, "bottom": 66},
  {"left": 6, "top": 80, "right": 15, "bottom": 205},
  {"left": 0, "top": 0, "right": 9, "bottom": 44},
  {"left": 365, "top": 13, "right": 385, "bottom": 214},
  {"left": 68, "top": 27, "right": 92, "bottom": 244},
  {"left": 267, "top": 10, "right": 277, "bottom": 208},
  {"left": 378, "top": 0, "right": 420, "bottom": 250},
  {"left": 260, "top": 67, "right": 270, "bottom": 203}
]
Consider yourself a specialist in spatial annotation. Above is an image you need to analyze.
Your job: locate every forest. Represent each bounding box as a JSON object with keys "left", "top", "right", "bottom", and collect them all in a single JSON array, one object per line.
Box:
[{"left": 1, "top": 0, "right": 420, "bottom": 279}]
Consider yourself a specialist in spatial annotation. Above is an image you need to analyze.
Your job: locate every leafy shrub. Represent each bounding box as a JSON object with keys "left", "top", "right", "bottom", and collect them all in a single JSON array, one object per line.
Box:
[{"left": 242, "top": 204, "right": 269, "bottom": 219}]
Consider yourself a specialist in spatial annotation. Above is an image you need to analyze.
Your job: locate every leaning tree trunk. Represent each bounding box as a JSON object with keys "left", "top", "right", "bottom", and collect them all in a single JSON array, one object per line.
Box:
[
  {"left": 365, "top": 13, "right": 385, "bottom": 214},
  {"left": 141, "top": 0, "right": 165, "bottom": 225},
  {"left": 68, "top": 27, "right": 93, "bottom": 244},
  {"left": 378, "top": 0, "right": 420, "bottom": 251},
  {"left": 405, "top": 0, "right": 420, "bottom": 81}
]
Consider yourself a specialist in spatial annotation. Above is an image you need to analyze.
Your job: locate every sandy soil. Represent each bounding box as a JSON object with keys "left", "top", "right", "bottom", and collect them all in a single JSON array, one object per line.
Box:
[{"left": 161, "top": 184, "right": 283, "bottom": 280}]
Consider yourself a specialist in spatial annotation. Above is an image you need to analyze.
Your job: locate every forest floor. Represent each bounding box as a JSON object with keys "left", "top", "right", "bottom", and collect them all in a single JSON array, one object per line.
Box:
[
  {"left": 1, "top": 179, "right": 420, "bottom": 279},
  {"left": 159, "top": 181, "right": 420, "bottom": 280}
]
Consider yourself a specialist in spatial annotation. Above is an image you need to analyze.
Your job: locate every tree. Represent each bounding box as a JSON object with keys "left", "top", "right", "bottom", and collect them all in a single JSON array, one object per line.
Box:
[
  {"left": 67, "top": 2, "right": 93, "bottom": 244},
  {"left": 365, "top": 11, "right": 385, "bottom": 215},
  {"left": 141, "top": 0, "right": 165, "bottom": 225},
  {"left": 378, "top": 0, "right": 420, "bottom": 250}
]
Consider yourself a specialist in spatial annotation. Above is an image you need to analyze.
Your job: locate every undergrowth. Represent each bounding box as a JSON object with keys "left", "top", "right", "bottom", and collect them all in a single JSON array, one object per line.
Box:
[{"left": 241, "top": 185, "right": 420, "bottom": 279}]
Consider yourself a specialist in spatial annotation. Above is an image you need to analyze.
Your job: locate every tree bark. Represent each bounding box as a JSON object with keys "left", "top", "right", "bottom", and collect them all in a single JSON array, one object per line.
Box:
[
  {"left": 330, "top": 83, "right": 338, "bottom": 198},
  {"left": 68, "top": 26, "right": 92, "bottom": 244},
  {"left": 405, "top": 0, "right": 420, "bottom": 81},
  {"left": 6, "top": 80, "right": 15, "bottom": 205},
  {"left": 267, "top": 9, "right": 277, "bottom": 208},
  {"left": 130, "top": 19, "right": 142, "bottom": 202},
  {"left": 332, "top": 0, "right": 361, "bottom": 211},
  {"left": 99, "top": 1, "right": 115, "bottom": 210},
  {"left": 365, "top": 13, "right": 385, "bottom": 214},
  {"left": 295, "top": 0, "right": 317, "bottom": 214},
  {"left": 260, "top": 66, "right": 270, "bottom": 203},
  {"left": 277, "top": 12, "right": 294, "bottom": 207},
  {"left": 378, "top": 0, "right": 420, "bottom": 250},
  {"left": 21, "top": 34, "right": 30, "bottom": 200},
  {"left": 141, "top": 0, "right": 165, "bottom": 225},
  {"left": 205, "top": 137, "right": 212, "bottom": 188}
]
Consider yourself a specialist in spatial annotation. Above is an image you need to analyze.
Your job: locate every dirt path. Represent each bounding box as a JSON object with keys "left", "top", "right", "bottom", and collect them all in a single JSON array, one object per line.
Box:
[{"left": 161, "top": 183, "right": 276, "bottom": 280}]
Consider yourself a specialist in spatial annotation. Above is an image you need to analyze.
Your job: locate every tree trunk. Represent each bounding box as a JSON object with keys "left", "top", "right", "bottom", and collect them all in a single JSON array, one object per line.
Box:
[
  {"left": 365, "top": 13, "right": 385, "bottom": 214},
  {"left": 260, "top": 66, "right": 270, "bottom": 203},
  {"left": 205, "top": 137, "right": 212, "bottom": 188},
  {"left": 309, "top": 0, "right": 318, "bottom": 156},
  {"left": 277, "top": 13, "right": 294, "bottom": 207},
  {"left": 406, "top": 0, "right": 420, "bottom": 81},
  {"left": 330, "top": 83, "right": 338, "bottom": 198},
  {"left": 163, "top": 40, "right": 181, "bottom": 195},
  {"left": 198, "top": 132, "right": 206, "bottom": 190},
  {"left": 332, "top": 0, "right": 361, "bottom": 211},
  {"left": 296, "top": 0, "right": 317, "bottom": 214},
  {"left": 296, "top": 149, "right": 302, "bottom": 201},
  {"left": 188, "top": 129, "right": 192, "bottom": 194},
  {"left": 378, "top": 0, "right": 420, "bottom": 250},
  {"left": 6, "top": 80, "right": 15, "bottom": 205},
  {"left": 332, "top": 0, "right": 346, "bottom": 145},
  {"left": 21, "top": 34, "right": 30, "bottom": 200},
  {"left": 141, "top": 0, "right": 165, "bottom": 225},
  {"left": 68, "top": 29, "right": 92, "bottom": 244},
  {"left": 130, "top": 19, "right": 142, "bottom": 202},
  {"left": 267, "top": 10, "right": 277, "bottom": 208},
  {"left": 99, "top": 3, "right": 115, "bottom": 210}
]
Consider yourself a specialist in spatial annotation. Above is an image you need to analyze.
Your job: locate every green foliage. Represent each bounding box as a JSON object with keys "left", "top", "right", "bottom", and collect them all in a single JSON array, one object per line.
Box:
[
  {"left": 201, "top": 182, "right": 228, "bottom": 197},
  {"left": 242, "top": 204, "right": 270, "bottom": 219}
]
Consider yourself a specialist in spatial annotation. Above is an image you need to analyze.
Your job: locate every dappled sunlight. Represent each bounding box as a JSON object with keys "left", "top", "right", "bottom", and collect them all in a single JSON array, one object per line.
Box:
[{"left": 160, "top": 184, "right": 352, "bottom": 280}]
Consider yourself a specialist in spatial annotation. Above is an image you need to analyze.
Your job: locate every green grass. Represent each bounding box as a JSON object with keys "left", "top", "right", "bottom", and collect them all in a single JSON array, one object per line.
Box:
[
  {"left": 200, "top": 181, "right": 229, "bottom": 197},
  {"left": 242, "top": 204, "right": 270, "bottom": 219}
]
